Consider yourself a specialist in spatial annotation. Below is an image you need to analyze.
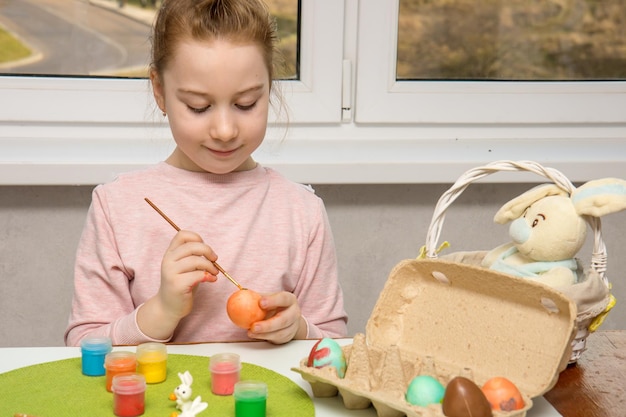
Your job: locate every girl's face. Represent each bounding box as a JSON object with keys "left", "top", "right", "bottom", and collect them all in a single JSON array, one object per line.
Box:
[{"left": 152, "top": 39, "right": 270, "bottom": 174}]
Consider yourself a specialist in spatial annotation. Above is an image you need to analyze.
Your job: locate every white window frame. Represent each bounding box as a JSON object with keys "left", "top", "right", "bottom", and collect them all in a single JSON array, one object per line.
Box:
[
  {"left": 355, "top": 1, "right": 626, "bottom": 125},
  {"left": 1, "top": 0, "right": 625, "bottom": 185},
  {"left": 0, "top": 0, "right": 344, "bottom": 184}
]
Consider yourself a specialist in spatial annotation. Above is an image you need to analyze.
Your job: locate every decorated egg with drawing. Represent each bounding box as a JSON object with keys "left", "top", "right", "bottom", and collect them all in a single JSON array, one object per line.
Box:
[
  {"left": 482, "top": 376, "right": 524, "bottom": 411},
  {"left": 307, "top": 338, "right": 346, "bottom": 378}
]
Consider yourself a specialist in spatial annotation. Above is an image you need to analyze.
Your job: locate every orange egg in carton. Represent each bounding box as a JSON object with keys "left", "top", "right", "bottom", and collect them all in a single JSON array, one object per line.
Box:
[{"left": 294, "top": 256, "right": 576, "bottom": 417}]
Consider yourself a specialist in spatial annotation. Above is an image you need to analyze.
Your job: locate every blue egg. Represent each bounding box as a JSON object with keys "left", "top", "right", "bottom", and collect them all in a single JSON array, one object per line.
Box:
[{"left": 405, "top": 375, "right": 445, "bottom": 406}]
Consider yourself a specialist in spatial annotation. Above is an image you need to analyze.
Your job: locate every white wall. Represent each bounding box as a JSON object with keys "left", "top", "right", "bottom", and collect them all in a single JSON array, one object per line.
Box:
[{"left": 1, "top": 182, "right": 625, "bottom": 347}]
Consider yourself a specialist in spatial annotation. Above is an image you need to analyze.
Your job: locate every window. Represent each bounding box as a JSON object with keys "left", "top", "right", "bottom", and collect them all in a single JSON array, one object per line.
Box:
[
  {"left": 0, "top": 0, "right": 342, "bottom": 124},
  {"left": 396, "top": 0, "right": 626, "bottom": 81},
  {"left": 1, "top": 0, "right": 625, "bottom": 185},
  {"left": 355, "top": 1, "right": 626, "bottom": 124}
]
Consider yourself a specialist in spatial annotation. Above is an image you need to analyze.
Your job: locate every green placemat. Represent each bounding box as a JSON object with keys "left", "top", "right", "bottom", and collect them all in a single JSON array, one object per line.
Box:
[{"left": 1, "top": 354, "right": 314, "bottom": 416}]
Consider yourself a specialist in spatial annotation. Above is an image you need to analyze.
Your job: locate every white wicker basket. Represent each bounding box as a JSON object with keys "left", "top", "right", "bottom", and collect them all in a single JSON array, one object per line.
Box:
[{"left": 423, "top": 160, "right": 612, "bottom": 363}]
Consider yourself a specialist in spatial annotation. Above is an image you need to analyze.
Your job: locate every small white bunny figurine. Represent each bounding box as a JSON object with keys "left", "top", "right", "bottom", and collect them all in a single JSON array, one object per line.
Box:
[
  {"left": 174, "top": 370, "right": 194, "bottom": 411},
  {"left": 178, "top": 396, "right": 208, "bottom": 417}
]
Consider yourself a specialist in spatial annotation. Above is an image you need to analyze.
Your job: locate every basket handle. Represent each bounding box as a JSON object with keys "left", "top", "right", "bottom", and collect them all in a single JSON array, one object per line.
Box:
[{"left": 423, "top": 160, "right": 607, "bottom": 279}]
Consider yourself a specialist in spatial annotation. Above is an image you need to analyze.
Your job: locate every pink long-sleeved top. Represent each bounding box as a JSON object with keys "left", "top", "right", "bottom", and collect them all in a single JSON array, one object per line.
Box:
[{"left": 64, "top": 162, "right": 347, "bottom": 346}]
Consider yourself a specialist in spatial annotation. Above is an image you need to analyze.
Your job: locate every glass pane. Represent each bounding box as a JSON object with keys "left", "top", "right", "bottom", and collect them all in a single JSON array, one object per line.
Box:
[
  {"left": 0, "top": 0, "right": 299, "bottom": 79},
  {"left": 397, "top": 0, "right": 626, "bottom": 80}
]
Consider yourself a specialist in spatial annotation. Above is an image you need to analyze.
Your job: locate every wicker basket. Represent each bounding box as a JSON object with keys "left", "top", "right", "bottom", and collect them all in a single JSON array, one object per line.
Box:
[{"left": 422, "top": 160, "right": 613, "bottom": 363}]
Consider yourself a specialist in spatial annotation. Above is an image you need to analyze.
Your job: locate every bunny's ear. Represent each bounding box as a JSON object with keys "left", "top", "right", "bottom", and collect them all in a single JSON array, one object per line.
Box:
[
  {"left": 183, "top": 370, "right": 193, "bottom": 385},
  {"left": 178, "top": 370, "right": 193, "bottom": 385},
  {"left": 572, "top": 178, "right": 626, "bottom": 217},
  {"left": 494, "top": 184, "right": 567, "bottom": 224}
]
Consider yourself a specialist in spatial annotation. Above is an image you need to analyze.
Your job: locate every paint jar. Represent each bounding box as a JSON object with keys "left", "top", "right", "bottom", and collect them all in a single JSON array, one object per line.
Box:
[
  {"left": 80, "top": 336, "right": 112, "bottom": 376},
  {"left": 112, "top": 373, "right": 146, "bottom": 417},
  {"left": 234, "top": 380, "right": 268, "bottom": 417},
  {"left": 105, "top": 351, "right": 137, "bottom": 392},
  {"left": 209, "top": 352, "right": 241, "bottom": 395},
  {"left": 136, "top": 342, "right": 167, "bottom": 383}
]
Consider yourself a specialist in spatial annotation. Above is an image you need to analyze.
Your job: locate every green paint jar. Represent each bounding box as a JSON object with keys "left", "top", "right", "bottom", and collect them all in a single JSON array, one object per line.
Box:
[{"left": 234, "top": 380, "right": 267, "bottom": 417}]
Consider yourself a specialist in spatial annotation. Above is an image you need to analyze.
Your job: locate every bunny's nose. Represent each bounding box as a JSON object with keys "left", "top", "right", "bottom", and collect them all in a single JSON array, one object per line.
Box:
[{"left": 509, "top": 217, "right": 530, "bottom": 244}]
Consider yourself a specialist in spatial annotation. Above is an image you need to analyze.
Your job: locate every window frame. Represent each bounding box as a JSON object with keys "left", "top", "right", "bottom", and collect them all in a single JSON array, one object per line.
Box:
[
  {"left": 0, "top": 1, "right": 344, "bottom": 125},
  {"left": 0, "top": 0, "right": 625, "bottom": 186},
  {"left": 355, "top": 1, "right": 626, "bottom": 125}
]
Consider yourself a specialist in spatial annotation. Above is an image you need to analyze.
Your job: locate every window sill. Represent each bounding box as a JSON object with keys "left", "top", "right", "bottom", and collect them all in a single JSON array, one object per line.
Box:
[{"left": 1, "top": 122, "right": 624, "bottom": 185}]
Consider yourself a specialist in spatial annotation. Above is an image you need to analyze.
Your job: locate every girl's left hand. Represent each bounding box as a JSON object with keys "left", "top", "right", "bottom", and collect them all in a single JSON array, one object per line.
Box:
[{"left": 247, "top": 292, "right": 306, "bottom": 344}]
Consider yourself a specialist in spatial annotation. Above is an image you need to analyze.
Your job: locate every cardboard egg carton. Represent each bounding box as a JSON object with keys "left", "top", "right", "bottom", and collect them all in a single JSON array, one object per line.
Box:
[{"left": 293, "top": 258, "right": 577, "bottom": 417}]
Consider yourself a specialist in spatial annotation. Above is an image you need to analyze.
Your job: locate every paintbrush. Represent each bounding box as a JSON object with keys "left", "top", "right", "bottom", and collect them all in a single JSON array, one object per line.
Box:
[{"left": 144, "top": 197, "right": 243, "bottom": 290}]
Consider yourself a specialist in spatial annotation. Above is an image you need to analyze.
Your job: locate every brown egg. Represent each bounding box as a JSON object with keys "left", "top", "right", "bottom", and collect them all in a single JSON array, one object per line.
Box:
[{"left": 442, "top": 376, "right": 493, "bottom": 417}]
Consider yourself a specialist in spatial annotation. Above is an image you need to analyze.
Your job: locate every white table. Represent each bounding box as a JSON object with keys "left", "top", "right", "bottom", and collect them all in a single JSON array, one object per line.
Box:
[{"left": 0, "top": 339, "right": 561, "bottom": 416}]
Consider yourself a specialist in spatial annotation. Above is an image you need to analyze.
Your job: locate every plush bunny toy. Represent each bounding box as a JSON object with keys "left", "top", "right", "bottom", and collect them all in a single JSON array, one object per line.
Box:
[{"left": 481, "top": 178, "right": 626, "bottom": 288}]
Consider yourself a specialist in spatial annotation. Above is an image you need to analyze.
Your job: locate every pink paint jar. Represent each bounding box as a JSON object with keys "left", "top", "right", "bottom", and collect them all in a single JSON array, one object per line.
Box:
[
  {"left": 209, "top": 353, "right": 241, "bottom": 395},
  {"left": 112, "top": 373, "right": 146, "bottom": 417}
]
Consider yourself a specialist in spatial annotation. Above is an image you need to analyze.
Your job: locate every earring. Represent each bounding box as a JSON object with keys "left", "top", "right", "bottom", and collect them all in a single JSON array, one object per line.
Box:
[{"left": 162, "top": 111, "right": 167, "bottom": 117}]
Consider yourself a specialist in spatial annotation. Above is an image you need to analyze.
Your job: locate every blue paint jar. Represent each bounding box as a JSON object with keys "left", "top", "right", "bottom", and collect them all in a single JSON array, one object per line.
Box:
[{"left": 81, "top": 336, "right": 112, "bottom": 376}]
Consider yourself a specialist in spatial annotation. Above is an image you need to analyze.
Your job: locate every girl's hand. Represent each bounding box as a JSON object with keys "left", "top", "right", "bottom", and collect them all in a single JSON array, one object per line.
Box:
[
  {"left": 158, "top": 230, "right": 219, "bottom": 319},
  {"left": 137, "top": 230, "right": 218, "bottom": 340},
  {"left": 247, "top": 292, "right": 306, "bottom": 344}
]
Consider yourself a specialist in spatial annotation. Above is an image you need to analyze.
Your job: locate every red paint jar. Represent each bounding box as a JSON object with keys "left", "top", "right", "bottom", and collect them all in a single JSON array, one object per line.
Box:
[
  {"left": 209, "top": 353, "right": 241, "bottom": 395},
  {"left": 105, "top": 351, "right": 137, "bottom": 392},
  {"left": 112, "top": 373, "right": 146, "bottom": 417}
]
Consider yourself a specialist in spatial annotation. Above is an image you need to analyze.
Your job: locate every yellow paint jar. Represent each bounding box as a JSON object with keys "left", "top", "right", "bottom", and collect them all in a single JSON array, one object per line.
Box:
[{"left": 136, "top": 342, "right": 167, "bottom": 384}]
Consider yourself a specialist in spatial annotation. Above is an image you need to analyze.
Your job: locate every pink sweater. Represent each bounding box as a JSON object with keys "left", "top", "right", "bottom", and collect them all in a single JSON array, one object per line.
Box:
[{"left": 64, "top": 162, "right": 347, "bottom": 346}]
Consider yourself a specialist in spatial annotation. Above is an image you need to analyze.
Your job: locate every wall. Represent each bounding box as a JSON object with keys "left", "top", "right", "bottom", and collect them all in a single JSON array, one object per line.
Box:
[{"left": 1, "top": 183, "right": 625, "bottom": 347}]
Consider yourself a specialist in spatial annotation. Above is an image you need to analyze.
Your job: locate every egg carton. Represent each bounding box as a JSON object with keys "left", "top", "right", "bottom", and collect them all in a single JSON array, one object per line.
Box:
[{"left": 293, "top": 257, "right": 577, "bottom": 417}]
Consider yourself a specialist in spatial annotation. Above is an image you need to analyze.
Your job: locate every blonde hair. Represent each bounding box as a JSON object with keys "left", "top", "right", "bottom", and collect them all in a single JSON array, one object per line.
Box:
[{"left": 151, "top": 0, "right": 279, "bottom": 88}]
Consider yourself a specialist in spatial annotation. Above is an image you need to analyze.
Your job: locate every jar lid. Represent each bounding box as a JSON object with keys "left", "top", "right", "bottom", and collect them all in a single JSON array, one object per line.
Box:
[
  {"left": 80, "top": 336, "right": 112, "bottom": 353},
  {"left": 136, "top": 342, "right": 167, "bottom": 358},
  {"left": 234, "top": 380, "right": 268, "bottom": 399},
  {"left": 112, "top": 373, "right": 146, "bottom": 395},
  {"left": 105, "top": 351, "right": 137, "bottom": 368},
  {"left": 209, "top": 352, "right": 241, "bottom": 372}
]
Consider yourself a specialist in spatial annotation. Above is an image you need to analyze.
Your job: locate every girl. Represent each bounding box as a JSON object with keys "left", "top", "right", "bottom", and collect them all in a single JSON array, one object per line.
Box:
[{"left": 65, "top": 0, "right": 347, "bottom": 346}]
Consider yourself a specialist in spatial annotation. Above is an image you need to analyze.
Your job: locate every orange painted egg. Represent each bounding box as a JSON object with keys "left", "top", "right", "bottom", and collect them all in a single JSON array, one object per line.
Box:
[
  {"left": 481, "top": 376, "right": 525, "bottom": 411},
  {"left": 226, "top": 288, "right": 266, "bottom": 329}
]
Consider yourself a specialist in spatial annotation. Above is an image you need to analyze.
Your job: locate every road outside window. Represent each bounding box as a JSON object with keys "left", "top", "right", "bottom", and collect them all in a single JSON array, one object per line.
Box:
[{"left": 0, "top": 0, "right": 298, "bottom": 79}]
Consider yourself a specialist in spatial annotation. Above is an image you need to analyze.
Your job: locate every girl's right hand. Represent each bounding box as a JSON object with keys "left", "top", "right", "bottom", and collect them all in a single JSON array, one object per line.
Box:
[{"left": 158, "top": 230, "right": 219, "bottom": 320}]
